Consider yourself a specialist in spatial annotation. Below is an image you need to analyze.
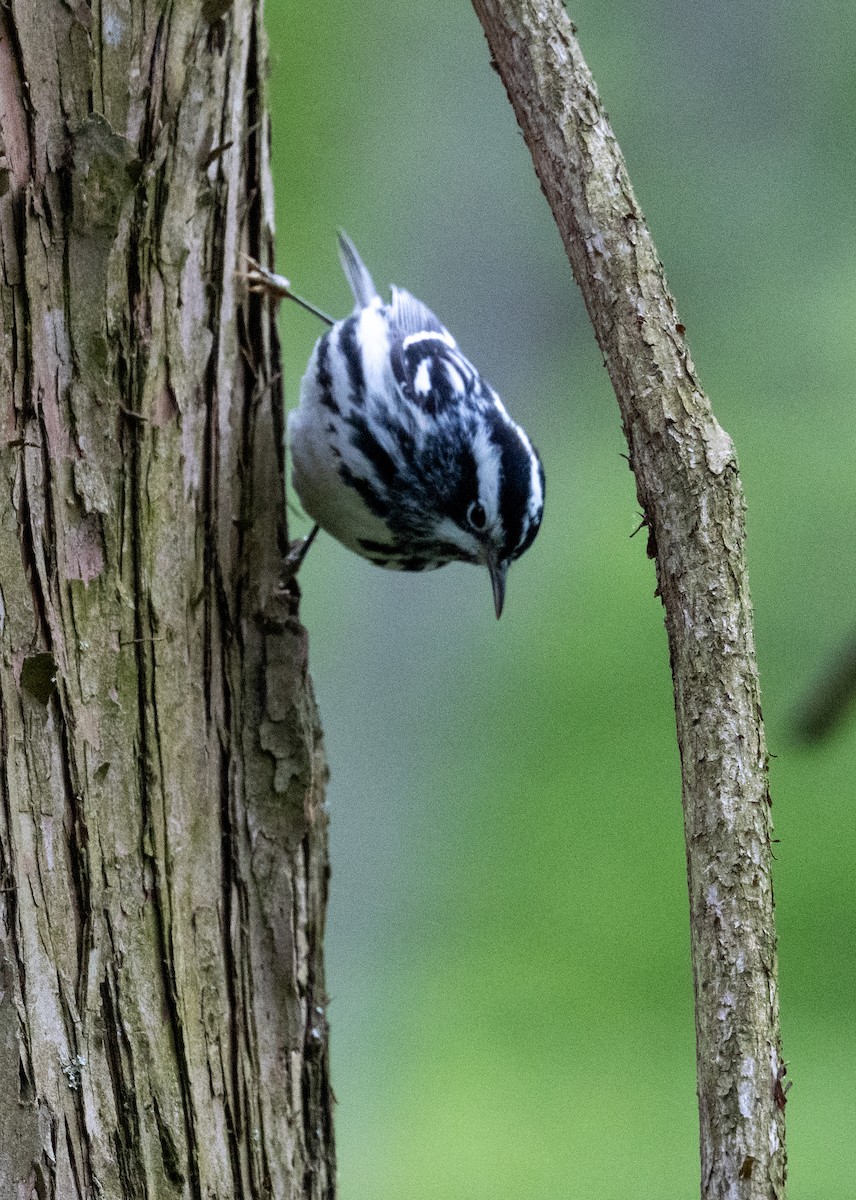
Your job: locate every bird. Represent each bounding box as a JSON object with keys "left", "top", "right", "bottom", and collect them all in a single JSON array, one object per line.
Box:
[{"left": 246, "top": 233, "right": 544, "bottom": 618}]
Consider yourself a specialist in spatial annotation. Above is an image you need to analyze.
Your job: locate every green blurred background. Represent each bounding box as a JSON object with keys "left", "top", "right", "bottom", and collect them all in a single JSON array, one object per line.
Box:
[{"left": 266, "top": 2, "right": 855, "bottom": 1196}]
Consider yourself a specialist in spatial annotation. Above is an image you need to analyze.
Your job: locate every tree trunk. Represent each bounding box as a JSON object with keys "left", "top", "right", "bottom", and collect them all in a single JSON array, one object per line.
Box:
[{"left": 0, "top": 4, "right": 334, "bottom": 1197}]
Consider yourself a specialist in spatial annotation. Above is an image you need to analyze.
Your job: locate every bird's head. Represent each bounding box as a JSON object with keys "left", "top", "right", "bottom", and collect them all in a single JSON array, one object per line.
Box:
[{"left": 427, "top": 401, "right": 544, "bottom": 618}]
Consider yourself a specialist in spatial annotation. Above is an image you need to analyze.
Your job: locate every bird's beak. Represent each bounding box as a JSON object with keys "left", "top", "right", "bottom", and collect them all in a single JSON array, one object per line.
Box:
[{"left": 486, "top": 553, "right": 508, "bottom": 619}]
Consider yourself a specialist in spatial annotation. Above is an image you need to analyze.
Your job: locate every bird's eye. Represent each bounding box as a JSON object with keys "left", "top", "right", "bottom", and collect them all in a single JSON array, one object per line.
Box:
[{"left": 467, "top": 501, "right": 487, "bottom": 530}]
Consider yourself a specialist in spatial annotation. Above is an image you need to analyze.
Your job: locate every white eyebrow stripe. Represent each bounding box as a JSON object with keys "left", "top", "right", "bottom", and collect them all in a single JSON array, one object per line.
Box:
[{"left": 471, "top": 419, "right": 501, "bottom": 523}]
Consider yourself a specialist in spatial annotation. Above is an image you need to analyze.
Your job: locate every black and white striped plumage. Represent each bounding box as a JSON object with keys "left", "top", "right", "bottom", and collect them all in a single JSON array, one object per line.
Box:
[{"left": 288, "top": 234, "right": 545, "bottom": 617}]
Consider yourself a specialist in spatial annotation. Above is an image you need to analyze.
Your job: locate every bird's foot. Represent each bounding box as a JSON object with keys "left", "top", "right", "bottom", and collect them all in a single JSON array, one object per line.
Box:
[
  {"left": 240, "top": 256, "right": 293, "bottom": 302},
  {"left": 283, "top": 524, "right": 320, "bottom": 580},
  {"left": 240, "top": 256, "right": 334, "bottom": 326}
]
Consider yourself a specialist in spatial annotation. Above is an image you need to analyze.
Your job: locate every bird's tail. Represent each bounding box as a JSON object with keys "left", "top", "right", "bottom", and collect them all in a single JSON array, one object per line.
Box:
[{"left": 338, "top": 230, "right": 379, "bottom": 308}]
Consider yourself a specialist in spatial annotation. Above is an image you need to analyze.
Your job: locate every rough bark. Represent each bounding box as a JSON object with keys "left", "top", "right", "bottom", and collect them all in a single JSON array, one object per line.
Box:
[
  {"left": 471, "top": 3, "right": 786, "bottom": 1197},
  {"left": 0, "top": 3, "right": 334, "bottom": 1198}
]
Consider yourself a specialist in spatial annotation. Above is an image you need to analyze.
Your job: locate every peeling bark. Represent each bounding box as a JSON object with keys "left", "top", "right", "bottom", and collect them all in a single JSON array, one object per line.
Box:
[
  {"left": 0, "top": 4, "right": 334, "bottom": 1197},
  {"left": 471, "top": 3, "right": 786, "bottom": 1197}
]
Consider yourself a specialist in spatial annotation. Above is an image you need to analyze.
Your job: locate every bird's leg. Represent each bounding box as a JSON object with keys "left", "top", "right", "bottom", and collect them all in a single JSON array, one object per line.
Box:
[
  {"left": 283, "top": 523, "right": 320, "bottom": 580},
  {"left": 241, "top": 257, "right": 334, "bottom": 327},
  {"left": 240, "top": 257, "right": 329, "bottom": 585}
]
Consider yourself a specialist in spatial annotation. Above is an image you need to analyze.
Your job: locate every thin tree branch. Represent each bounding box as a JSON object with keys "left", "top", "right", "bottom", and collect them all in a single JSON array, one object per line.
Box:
[{"left": 471, "top": 3, "right": 786, "bottom": 1196}]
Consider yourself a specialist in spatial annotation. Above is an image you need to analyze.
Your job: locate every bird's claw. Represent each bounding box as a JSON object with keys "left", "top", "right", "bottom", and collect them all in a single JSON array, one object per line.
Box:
[
  {"left": 240, "top": 255, "right": 293, "bottom": 301},
  {"left": 282, "top": 525, "right": 320, "bottom": 581}
]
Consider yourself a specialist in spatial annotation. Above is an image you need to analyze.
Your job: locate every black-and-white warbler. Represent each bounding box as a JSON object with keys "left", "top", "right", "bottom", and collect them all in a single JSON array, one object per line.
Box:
[{"left": 249, "top": 234, "right": 544, "bottom": 617}]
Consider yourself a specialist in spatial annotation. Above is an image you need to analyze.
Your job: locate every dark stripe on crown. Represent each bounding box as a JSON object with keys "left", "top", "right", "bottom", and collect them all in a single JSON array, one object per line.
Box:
[
  {"left": 486, "top": 409, "right": 541, "bottom": 560},
  {"left": 512, "top": 452, "right": 545, "bottom": 560}
]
